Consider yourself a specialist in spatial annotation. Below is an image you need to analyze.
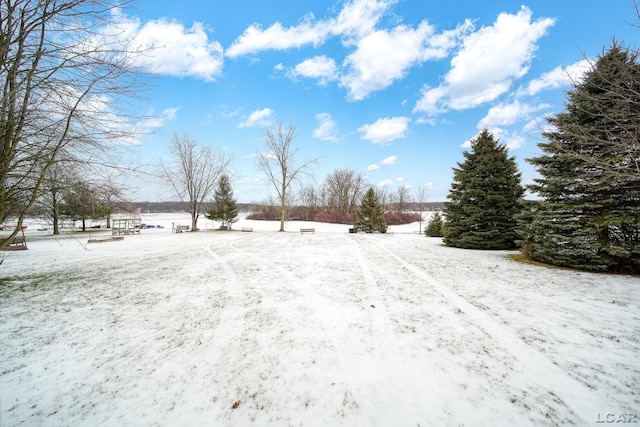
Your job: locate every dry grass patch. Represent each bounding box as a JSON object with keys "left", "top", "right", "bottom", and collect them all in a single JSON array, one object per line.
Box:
[{"left": 506, "top": 253, "right": 571, "bottom": 270}]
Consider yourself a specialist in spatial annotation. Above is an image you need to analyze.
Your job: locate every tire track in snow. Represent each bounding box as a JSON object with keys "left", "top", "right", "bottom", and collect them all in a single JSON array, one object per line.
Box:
[
  {"left": 204, "top": 234, "right": 352, "bottom": 421},
  {"left": 223, "top": 236, "right": 341, "bottom": 347},
  {"left": 227, "top": 234, "right": 400, "bottom": 358},
  {"left": 350, "top": 238, "right": 400, "bottom": 351},
  {"left": 368, "top": 235, "right": 611, "bottom": 426},
  {"left": 201, "top": 239, "right": 248, "bottom": 355},
  {"left": 221, "top": 234, "right": 413, "bottom": 422}
]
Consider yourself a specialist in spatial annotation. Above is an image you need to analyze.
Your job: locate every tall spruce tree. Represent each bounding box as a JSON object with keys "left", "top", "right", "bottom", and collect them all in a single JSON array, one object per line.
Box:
[
  {"left": 525, "top": 42, "right": 640, "bottom": 272},
  {"left": 444, "top": 129, "right": 524, "bottom": 249},
  {"left": 355, "top": 187, "right": 387, "bottom": 233},
  {"left": 206, "top": 174, "right": 238, "bottom": 229}
]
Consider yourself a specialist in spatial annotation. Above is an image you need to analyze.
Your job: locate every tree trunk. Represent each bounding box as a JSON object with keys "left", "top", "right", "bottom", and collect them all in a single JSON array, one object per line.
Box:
[
  {"left": 191, "top": 213, "right": 198, "bottom": 231},
  {"left": 81, "top": 218, "right": 86, "bottom": 232},
  {"left": 52, "top": 196, "right": 60, "bottom": 235},
  {"left": 279, "top": 176, "right": 286, "bottom": 232},
  {"left": 190, "top": 201, "right": 198, "bottom": 231},
  {"left": 279, "top": 196, "right": 286, "bottom": 232}
]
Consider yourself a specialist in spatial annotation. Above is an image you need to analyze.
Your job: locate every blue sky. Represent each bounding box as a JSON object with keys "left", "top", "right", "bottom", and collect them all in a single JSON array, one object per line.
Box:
[{"left": 117, "top": 0, "right": 639, "bottom": 203}]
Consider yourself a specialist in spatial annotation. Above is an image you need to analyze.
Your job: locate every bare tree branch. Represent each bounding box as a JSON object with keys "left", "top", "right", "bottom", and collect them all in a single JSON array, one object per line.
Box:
[
  {"left": 0, "top": 0, "right": 149, "bottom": 250},
  {"left": 257, "top": 122, "right": 317, "bottom": 231},
  {"left": 161, "top": 132, "right": 230, "bottom": 231}
]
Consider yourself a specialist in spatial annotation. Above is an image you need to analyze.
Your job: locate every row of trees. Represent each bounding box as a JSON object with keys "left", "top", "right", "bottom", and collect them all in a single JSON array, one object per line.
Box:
[
  {"left": 35, "top": 173, "right": 117, "bottom": 233},
  {"left": 1, "top": 0, "right": 149, "bottom": 249},
  {"left": 438, "top": 42, "right": 639, "bottom": 273},
  {"left": 251, "top": 168, "right": 424, "bottom": 225},
  {"left": 253, "top": 122, "right": 423, "bottom": 231},
  {"left": 3, "top": 1, "right": 637, "bottom": 273}
]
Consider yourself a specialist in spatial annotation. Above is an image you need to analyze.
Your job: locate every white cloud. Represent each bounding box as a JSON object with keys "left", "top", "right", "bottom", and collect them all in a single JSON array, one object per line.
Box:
[
  {"left": 139, "top": 107, "right": 179, "bottom": 131},
  {"left": 478, "top": 100, "right": 550, "bottom": 129},
  {"left": 490, "top": 127, "right": 527, "bottom": 150},
  {"left": 461, "top": 127, "right": 526, "bottom": 151},
  {"left": 331, "top": 0, "right": 391, "bottom": 46},
  {"left": 523, "top": 118, "right": 545, "bottom": 133},
  {"left": 51, "top": 81, "right": 179, "bottom": 146},
  {"left": 367, "top": 164, "right": 380, "bottom": 171},
  {"left": 341, "top": 21, "right": 471, "bottom": 100},
  {"left": 414, "top": 117, "right": 437, "bottom": 125},
  {"left": 236, "top": 177, "right": 263, "bottom": 185},
  {"left": 358, "top": 116, "right": 410, "bottom": 145},
  {"left": 238, "top": 108, "right": 275, "bottom": 128},
  {"left": 414, "top": 6, "right": 554, "bottom": 115},
  {"left": 519, "top": 59, "right": 591, "bottom": 96},
  {"left": 226, "top": 0, "right": 393, "bottom": 57},
  {"left": 414, "top": 85, "right": 448, "bottom": 116},
  {"left": 290, "top": 56, "right": 339, "bottom": 85},
  {"left": 226, "top": 15, "right": 328, "bottom": 58},
  {"left": 121, "top": 18, "right": 224, "bottom": 81},
  {"left": 380, "top": 155, "right": 398, "bottom": 165},
  {"left": 504, "top": 132, "right": 526, "bottom": 150},
  {"left": 377, "top": 179, "right": 395, "bottom": 187},
  {"left": 226, "top": 0, "right": 472, "bottom": 100},
  {"left": 222, "top": 108, "right": 241, "bottom": 118},
  {"left": 313, "top": 113, "right": 339, "bottom": 142}
]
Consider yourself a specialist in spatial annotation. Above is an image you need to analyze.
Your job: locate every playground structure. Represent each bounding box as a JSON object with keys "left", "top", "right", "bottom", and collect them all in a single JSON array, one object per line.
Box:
[{"left": 111, "top": 217, "right": 141, "bottom": 236}]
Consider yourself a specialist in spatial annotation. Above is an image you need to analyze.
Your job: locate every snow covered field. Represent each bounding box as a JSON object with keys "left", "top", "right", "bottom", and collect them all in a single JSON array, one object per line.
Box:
[{"left": 1, "top": 213, "right": 638, "bottom": 426}]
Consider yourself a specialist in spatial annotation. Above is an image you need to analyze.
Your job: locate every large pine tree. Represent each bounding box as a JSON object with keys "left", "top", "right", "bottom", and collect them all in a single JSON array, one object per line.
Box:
[
  {"left": 355, "top": 187, "right": 387, "bottom": 233},
  {"left": 206, "top": 174, "right": 238, "bottom": 229},
  {"left": 444, "top": 129, "right": 524, "bottom": 249},
  {"left": 525, "top": 42, "right": 640, "bottom": 272}
]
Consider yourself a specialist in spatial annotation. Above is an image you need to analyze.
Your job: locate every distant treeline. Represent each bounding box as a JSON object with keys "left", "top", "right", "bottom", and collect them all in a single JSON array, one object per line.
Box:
[
  {"left": 127, "top": 201, "right": 444, "bottom": 214},
  {"left": 130, "top": 201, "right": 253, "bottom": 214}
]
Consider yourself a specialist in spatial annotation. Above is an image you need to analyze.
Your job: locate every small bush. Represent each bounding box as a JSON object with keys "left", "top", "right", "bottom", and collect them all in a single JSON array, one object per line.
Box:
[
  {"left": 384, "top": 212, "right": 422, "bottom": 225},
  {"left": 248, "top": 206, "right": 420, "bottom": 226},
  {"left": 313, "top": 210, "right": 354, "bottom": 224},
  {"left": 425, "top": 212, "right": 444, "bottom": 237}
]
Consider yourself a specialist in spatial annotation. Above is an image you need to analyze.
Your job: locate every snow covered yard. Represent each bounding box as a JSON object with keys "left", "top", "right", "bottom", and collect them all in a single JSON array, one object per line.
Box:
[{"left": 0, "top": 214, "right": 638, "bottom": 426}]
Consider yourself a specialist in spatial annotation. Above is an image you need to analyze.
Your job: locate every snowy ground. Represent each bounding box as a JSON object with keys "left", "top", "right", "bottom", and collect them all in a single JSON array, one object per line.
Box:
[{"left": 1, "top": 213, "right": 638, "bottom": 426}]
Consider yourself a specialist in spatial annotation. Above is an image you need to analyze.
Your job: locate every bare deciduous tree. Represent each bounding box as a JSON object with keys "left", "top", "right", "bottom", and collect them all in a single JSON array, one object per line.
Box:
[
  {"left": 162, "top": 133, "right": 230, "bottom": 231},
  {"left": 395, "top": 186, "right": 412, "bottom": 212},
  {"left": 375, "top": 185, "right": 389, "bottom": 212},
  {"left": 414, "top": 185, "right": 430, "bottom": 234},
  {"left": 297, "top": 183, "right": 320, "bottom": 220},
  {"left": 0, "top": 0, "right": 146, "bottom": 250},
  {"left": 31, "top": 160, "right": 73, "bottom": 234},
  {"left": 323, "top": 168, "right": 366, "bottom": 214},
  {"left": 258, "top": 122, "right": 316, "bottom": 232}
]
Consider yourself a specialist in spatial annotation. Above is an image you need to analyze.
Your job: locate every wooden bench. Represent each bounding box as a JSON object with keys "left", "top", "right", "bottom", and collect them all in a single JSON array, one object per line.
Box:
[
  {"left": 2, "top": 235, "right": 28, "bottom": 250},
  {"left": 173, "top": 224, "right": 190, "bottom": 233},
  {"left": 241, "top": 227, "right": 253, "bottom": 232},
  {"left": 300, "top": 228, "right": 315, "bottom": 234}
]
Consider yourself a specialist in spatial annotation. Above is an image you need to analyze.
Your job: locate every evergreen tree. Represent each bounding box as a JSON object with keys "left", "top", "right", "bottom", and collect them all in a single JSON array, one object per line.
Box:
[
  {"left": 443, "top": 129, "right": 524, "bottom": 249},
  {"left": 525, "top": 43, "right": 640, "bottom": 272},
  {"left": 61, "top": 180, "right": 108, "bottom": 232},
  {"left": 206, "top": 174, "right": 238, "bottom": 229},
  {"left": 425, "top": 211, "right": 445, "bottom": 237},
  {"left": 355, "top": 187, "right": 387, "bottom": 233}
]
